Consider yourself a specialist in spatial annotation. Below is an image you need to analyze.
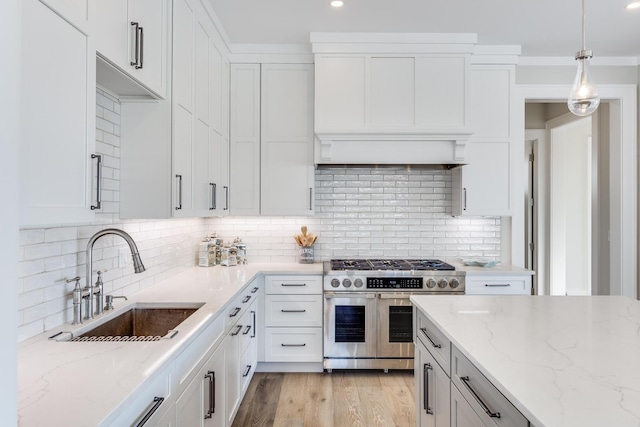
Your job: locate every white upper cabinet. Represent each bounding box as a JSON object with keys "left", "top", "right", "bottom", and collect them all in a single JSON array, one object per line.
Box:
[
  {"left": 39, "top": 0, "right": 90, "bottom": 31},
  {"left": 261, "top": 64, "right": 315, "bottom": 215},
  {"left": 120, "top": 0, "right": 230, "bottom": 219},
  {"left": 452, "top": 64, "right": 515, "bottom": 216},
  {"left": 229, "top": 64, "right": 261, "bottom": 216},
  {"left": 93, "top": 0, "right": 169, "bottom": 98},
  {"left": 20, "top": 0, "right": 96, "bottom": 226},
  {"left": 230, "top": 63, "right": 315, "bottom": 216},
  {"left": 314, "top": 54, "right": 470, "bottom": 133}
]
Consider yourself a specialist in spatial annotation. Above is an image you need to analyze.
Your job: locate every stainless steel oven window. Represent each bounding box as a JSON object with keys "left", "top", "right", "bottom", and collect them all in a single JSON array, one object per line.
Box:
[
  {"left": 388, "top": 305, "right": 413, "bottom": 343},
  {"left": 335, "top": 305, "right": 366, "bottom": 342}
]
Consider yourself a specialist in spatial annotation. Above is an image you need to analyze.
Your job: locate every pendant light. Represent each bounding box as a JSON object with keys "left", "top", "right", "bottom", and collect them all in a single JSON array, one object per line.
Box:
[{"left": 568, "top": 0, "right": 600, "bottom": 116}]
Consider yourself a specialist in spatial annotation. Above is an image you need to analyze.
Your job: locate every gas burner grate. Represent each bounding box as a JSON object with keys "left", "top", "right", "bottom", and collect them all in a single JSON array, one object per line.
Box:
[{"left": 330, "top": 259, "right": 455, "bottom": 271}]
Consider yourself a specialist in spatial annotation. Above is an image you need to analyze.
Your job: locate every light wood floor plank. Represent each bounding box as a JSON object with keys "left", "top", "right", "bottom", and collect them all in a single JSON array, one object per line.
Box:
[
  {"left": 234, "top": 371, "right": 415, "bottom": 427},
  {"left": 304, "top": 373, "right": 334, "bottom": 427}
]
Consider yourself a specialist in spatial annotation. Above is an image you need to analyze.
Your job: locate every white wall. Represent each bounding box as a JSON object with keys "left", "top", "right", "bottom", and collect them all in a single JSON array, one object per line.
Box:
[
  {"left": 208, "top": 167, "right": 501, "bottom": 262},
  {"left": 550, "top": 118, "right": 592, "bottom": 295},
  {"left": 1, "top": 0, "right": 19, "bottom": 423},
  {"left": 17, "top": 90, "right": 207, "bottom": 342}
]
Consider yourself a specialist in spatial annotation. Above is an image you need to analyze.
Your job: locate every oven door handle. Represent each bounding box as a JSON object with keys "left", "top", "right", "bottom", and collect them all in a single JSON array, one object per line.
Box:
[
  {"left": 324, "top": 292, "right": 376, "bottom": 299},
  {"left": 378, "top": 293, "right": 412, "bottom": 300}
]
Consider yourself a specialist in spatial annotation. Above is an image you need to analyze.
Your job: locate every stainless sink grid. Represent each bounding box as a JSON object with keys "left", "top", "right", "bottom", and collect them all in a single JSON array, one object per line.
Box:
[{"left": 70, "top": 335, "right": 162, "bottom": 342}]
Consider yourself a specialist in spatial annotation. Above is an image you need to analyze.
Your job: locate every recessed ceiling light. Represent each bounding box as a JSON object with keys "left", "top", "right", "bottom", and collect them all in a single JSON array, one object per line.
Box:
[
  {"left": 330, "top": 0, "right": 344, "bottom": 7},
  {"left": 626, "top": 1, "right": 640, "bottom": 9}
]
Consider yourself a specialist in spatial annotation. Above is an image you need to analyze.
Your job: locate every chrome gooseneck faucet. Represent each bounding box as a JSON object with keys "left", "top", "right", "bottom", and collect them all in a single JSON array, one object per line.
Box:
[{"left": 85, "top": 228, "right": 145, "bottom": 319}]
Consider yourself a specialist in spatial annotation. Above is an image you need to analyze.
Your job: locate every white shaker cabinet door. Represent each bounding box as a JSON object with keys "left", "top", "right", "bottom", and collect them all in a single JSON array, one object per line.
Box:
[
  {"left": 20, "top": 0, "right": 96, "bottom": 226},
  {"left": 260, "top": 64, "right": 315, "bottom": 215},
  {"left": 229, "top": 64, "right": 261, "bottom": 215},
  {"left": 451, "top": 385, "right": 488, "bottom": 427}
]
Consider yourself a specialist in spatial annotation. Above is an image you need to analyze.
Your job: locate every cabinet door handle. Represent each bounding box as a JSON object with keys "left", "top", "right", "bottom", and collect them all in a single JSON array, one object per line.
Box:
[
  {"left": 242, "top": 295, "right": 251, "bottom": 304},
  {"left": 281, "top": 343, "right": 306, "bottom": 347},
  {"left": 309, "top": 187, "right": 313, "bottom": 210},
  {"left": 135, "top": 396, "right": 164, "bottom": 427},
  {"left": 242, "top": 365, "right": 251, "bottom": 377},
  {"left": 204, "top": 371, "right": 215, "bottom": 419},
  {"left": 251, "top": 310, "right": 256, "bottom": 338},
  {"left": 423, "top": 363, "right": 434, "bottom": 415},
  {"left": 175, "top": 174, "right": 183, "bottom": 210},
  {"left": 242, "top": 325, "right": 251, "bottom": 335},
  {"left": 130, "top": 22, "right": 140, "bottom": 68},
  {"left": 281, "top": 283, "right": 306, "bottom": 287},
  {"left": 224, "top": 186, "right": 229, "bottom": 210},
  {"left": 251, "top": 287, "right": 259, "bottom": 293},
  {"left": 137, "top": 25, "right": 144, "bottom": 69},
  {"left": 420, "top": 327, "right": 442, "bottom": 349},
  {"left": 460, "top": 375, "right": 501, "bottom": 418},
  {"left": 463, "top": 187, "right": 467, "bottom": 211},
  {"left": 210, "top": 183, "right": 216, "bottom": 210},
  {"left": 485, "top": 284, "right": 511, "bottom": 287},
  {"left": 231, "top": 324, "right": 242, "bottom": 336},
  {"left": 229, "top": 307, "right": 241, "bottom": 318},
  {"left": 91, "top": 154, "right": 102, "bottom": 210},
  {"left": 281, "top": 309, "right": 306, "bottom": 313}
]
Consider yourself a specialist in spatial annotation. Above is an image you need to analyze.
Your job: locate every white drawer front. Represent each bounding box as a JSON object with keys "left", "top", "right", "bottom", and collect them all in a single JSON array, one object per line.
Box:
[
  {"left": 451, "top": 346, "right": 529, "bottom": 427},
  {"left": 265, "top": 275, "right": 322, "bottom": 295},
  {"left": 265, "top": 294, "right": 323, "bottom": 327},
  {"left": 264, "top": 327, "right": 323, "bottom": 362},
  {"left": 416, "top": 309, "right": 451, "bottom": 375},
  {"left": 466, "top": 277, "right": 530, "bottom": 295}
]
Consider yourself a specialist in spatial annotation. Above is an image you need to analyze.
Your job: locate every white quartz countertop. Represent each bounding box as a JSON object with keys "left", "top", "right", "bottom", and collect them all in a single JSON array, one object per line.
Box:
[
  {"left": 18, "top": 263, "right": 322, "bottom": 427},
  {"left": 410, "top": 295, "right": 640, "bottom": 427}
]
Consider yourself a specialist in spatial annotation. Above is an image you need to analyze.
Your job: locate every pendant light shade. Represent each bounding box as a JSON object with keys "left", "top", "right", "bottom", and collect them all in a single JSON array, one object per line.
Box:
[{"left": 568, "top": 0, "right": 600, "bottom": 116}]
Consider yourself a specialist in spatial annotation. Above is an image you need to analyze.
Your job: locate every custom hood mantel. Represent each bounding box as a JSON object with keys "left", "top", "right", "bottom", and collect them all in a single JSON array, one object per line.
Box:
[
  {"left": 311, "top": 33, "right": 479, "bottom": 166},
  {"left": 314, "top": 131, "right": 472, "bottom": 166}
]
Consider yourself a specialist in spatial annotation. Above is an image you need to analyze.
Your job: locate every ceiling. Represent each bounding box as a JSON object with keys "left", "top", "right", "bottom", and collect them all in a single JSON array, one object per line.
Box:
[{"left": 208, "top": 0, "right": 640, "bottom": 58}]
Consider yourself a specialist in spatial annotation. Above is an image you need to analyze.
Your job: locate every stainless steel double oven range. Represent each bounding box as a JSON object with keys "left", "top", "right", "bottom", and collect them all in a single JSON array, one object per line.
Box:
[{"left": 323, "top": 259, "right": 465, "bottom": 371}]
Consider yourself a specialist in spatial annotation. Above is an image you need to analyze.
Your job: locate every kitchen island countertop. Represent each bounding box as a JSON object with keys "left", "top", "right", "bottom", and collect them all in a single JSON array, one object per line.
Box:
[
  {"left": 410, "top": 295, "right": 640, "bottom": 427},
  {"left": 18, "top": 262, "right": 322, "bottom": 427}
]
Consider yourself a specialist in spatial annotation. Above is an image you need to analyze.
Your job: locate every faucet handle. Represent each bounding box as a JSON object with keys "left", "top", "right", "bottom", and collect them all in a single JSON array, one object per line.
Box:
[{"left": 104, "top": 294, "right": 128, "bottom": 311}]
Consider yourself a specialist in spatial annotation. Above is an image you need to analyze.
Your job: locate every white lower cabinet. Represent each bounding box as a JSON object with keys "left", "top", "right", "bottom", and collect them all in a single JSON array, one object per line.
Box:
[
  {"left": 415, "top": 336, "right": 450, "bottom": 427},
  {"left": 465, "top": 274, "right": 532, "bottom": 295},
  {"left": 176, "top": 342, "right": 226, "bottom": 426},
  {"left": 451, "top": 385, "right": 486, "bottom": 427},
  {"left": 415, "top": 308, "right": 531, "bottom": 427},
  {"left": 226, "top": 298, "right": 258, "bottom": 426},
  {"left": 262, "top": 275, "right": 323, "bottom": 367}
]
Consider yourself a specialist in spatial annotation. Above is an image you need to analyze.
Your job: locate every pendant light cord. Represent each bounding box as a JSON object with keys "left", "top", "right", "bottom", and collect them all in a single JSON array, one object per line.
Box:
[{"left": 581, "top": 0, "right": 586, "bottom": 51}]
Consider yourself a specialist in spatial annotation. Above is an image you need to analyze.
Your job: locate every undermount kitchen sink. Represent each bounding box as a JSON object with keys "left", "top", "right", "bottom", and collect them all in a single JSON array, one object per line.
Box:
[{"left": 66, "top": 303, "right": 205, "bottom": 342}]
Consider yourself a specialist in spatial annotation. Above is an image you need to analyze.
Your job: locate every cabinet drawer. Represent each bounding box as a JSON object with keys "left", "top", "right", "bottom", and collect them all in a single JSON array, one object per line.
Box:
[
  {"left": 225, "top": 283, "right": 260, "bottom": 330},
  {"left": 265, "top": 294, "right": 322, "bottom": 327},
  {"left": 451, "top": 346, "right": 528, "bottom": 427},
  {"left": 264, "top": 327, "right": 323, "bottom": 362},
  {"left": 265, "top": 275, "right": 322, "bottom": 295},
  {"left": 465, "top": 277, "right": 531, "bottom": 295},
  {"left": 416, "top": 309, "right": 451, "bottom": 375}
]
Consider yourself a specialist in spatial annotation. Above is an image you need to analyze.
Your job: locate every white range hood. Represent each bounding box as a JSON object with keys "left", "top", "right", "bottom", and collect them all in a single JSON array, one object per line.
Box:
[
  {"left": 311, "top": 33, "right": 477, "bottom": 166},
  {"left": 314, "top": 131, "right": 472, "bottom": 166}
]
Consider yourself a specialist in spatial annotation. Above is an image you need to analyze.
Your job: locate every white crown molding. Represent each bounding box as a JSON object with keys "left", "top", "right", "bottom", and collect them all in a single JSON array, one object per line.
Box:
[
  {"left": 229, "top": 44, "right": 313, "bottom": 63},
  {"left": 518, "top": 56, "right": 640, "bottom": 66},
  {"left": 310, "top": 32, "right": 478, "bottom": 45}
]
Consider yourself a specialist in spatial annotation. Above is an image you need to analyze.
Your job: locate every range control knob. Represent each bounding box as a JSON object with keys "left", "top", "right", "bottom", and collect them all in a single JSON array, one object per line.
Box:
[
  {"left": 331, "top": 278, "right": 340, "bottom": 288},
  {"left": 343, "top": 278, "right": 352, "bottom": 288},
  {"left": 438, "top": 279, "right": 449, "bottom": 289},
  {"left": 354, "top": 278, "right": 364, "bottom": 288},
  {"left": 450, "top": 278, "right": 460, "bottom": 289},
  {"left": 426, "top": 278, "right": 437, "bottom": 289}
]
